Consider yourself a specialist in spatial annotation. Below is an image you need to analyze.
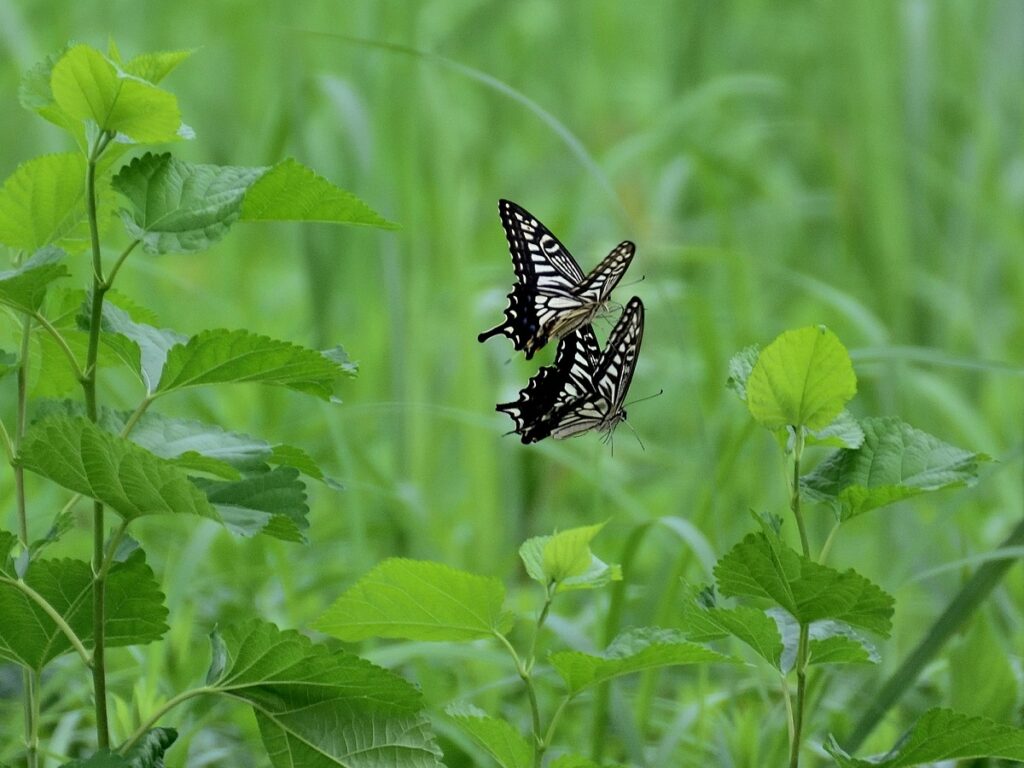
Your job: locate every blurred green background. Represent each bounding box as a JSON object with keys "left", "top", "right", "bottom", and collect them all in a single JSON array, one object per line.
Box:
[{"left": 1, "top": 1, "right": 1022, "bottom": 766}]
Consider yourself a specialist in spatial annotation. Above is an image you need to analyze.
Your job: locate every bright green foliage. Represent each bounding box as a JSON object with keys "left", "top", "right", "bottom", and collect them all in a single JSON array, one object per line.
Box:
[
  {"left": 806, "top": 411, "right": 865, "bottom": 450},
  {"left": 208, "top": 620, "right": 443, "bottom": 768},
  {"left": 549, "top": 628, "right": 733, "bottom": 696},
  {"left": 59, "top": 753, "right": 130, "bottom": 767},
  {"left": 548, "top": 757, "right": 622, "bottom": 768},
  {"left": 241, "top": 158, "right": 397, "bottom": 228},
  {"left": 315, "top": 559, "right": 511, "bottom": 641},
  {"left": 801, "top": 417, "right": 990, "bottom": 520},
  {"left": 156, "top": 328, "right": 353, "bottom": 400},
  {"left": 89, "top": 299, "right": 187, "bottom": 391},
  {"left": 194, "top": 467, "right": 309, "bottom": 542},
  {"left": 808, "top": 633, "right": 877, "bottom": 666},
  {"left": 50, "top": 45, "right": 182, "bottom": 143},
  {"left": 746, "top": 326, "right": 856, "bottom": 430},
  {"left": 112, "top": 153, "right": 263, "bottom": 253},
  {"left": 118, "top": 48, "right": 194, "bottom": 84},
  {"left": 0, "top": 350, "right": 16, "bottom": 380},
  {"left": 0, "top": 550, "right": 168, "bottom": 670},
  {"left": 725, "top": 344, "right": 759, "bottom": 401},
  {"left": 948, "top": 612, "right": 1019, "bottom": 722},
  {"left": 17, "top": 415, "right": 220, "bottom": 521},
  {"left": 519, "top": 522, "right": 621, "bottom": 592},
  {"left": 119, "top": 728, "right": 178, "bottom": 768},
  {"left": 446, "top": 703, "right": 532, "bottom": 768},
  {"left": 0, "top": 247, "right": 69, "bottom": 313},
  {"left": 0, "top": 155, "right": 88, "bottom": 251},
  {"left": 825, "top": 708, "right": 1024, "bottom": 767},
  {"left": 714, "top": 533, "right": 894, "bottom": 635},
  {"left": 18, "top": 45, "right": 85, "bottom": 147},
  {"left": 683, "top": 600, "right": 785, "bottom": 669}
]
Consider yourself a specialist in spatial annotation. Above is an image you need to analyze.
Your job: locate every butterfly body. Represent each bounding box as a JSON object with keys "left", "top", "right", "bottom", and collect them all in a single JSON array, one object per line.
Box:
[
  {"left": 498, "top": 296, "right": 645, "bottom": 443},
  {"left": 478, "top": 200, "right": 634, "bottom": 359}
]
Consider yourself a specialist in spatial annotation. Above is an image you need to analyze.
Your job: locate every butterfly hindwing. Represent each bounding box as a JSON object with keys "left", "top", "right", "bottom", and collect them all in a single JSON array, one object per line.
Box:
[{"left": 479, "top": 200, "right": 634, "bottom": 359}]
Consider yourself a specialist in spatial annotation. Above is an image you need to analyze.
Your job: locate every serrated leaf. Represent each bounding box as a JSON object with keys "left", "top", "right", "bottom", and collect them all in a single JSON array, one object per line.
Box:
[
  {"left": 824, "top": 708, "right": 1024, "bottom": 767},
  {"left": 209, "top": 619, "right": 443, "bottom": 768},
  {"left": 519, "top": 523, "right": 620, "bottom": 591},
  {"left": 683, "top": 599, "right": 784, "bottom": 669},
  {"left": 122, "top": 727, "right": 177, "bottom": 768},
  {"left": 808, "top": 634, "right": 877, "bottom": 666},
  {"left": 123, "top": 49, "right": 194, "bottom": 84},
  {"left": 726, "top": 344, "right": 760, "bottom": 401},
  {"left": 714, "top": 533, "right": 893, "bottom": 635},
  {"left": 550, "top": 628, "right": 734, "bottom": 696},
  {"left": 194, "top": 467, "right": 309, "bottom": 543},
  {"left": 156, "top": 328, "right": 352, "bottom": 400},
  {"left": 0, "top": 154, "right": 88, "bottom": 252},
  {"left": 446, "top": 703, "right": 532, "bottom": 768},
  {"left": 802, "top": 417, "right": 990, "bottom": 520},
  {"left": 17, "top": 415, "right": 219, "bottom": 522},
  {"left": 0, "top": 550, "right": 168, "bottom": 670},
  {"left": 315, "top": 559, "right": 511, "bottom": 642},
  {"left": 0, "top": 247, "right": 69, "bottom": 314},
  {"left": 746, "top": 326, "right": 856, "bottom": 430},
  {"left": 241, "top": 158, "right": 397, "bottom": 229},
  {"left": 19, "top": 46, "right": 85, "bottom": 147},
  {"left": 51, "top": 45, "right": 181, "bottom": 143},
  {"left": 112, "top": 153, "right": 264, "bottom": 253},
  {"left": 806, "top": 410, "right": 865, "bottom": 450}
]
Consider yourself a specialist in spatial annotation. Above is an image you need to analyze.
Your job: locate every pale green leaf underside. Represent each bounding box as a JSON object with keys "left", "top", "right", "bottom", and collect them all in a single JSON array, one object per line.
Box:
[
  {"left": 806, "top": 410, "right": 865, "bottom": 450},
  {"left": 520, "top": 522, "right": 617, "bottom": 590},
  {"left": 684, "top": 601, "right": 784, "bottom": 669},
  {"left": 315, "top": 559, "right": 510, "bottom": 642},
  {"left": 17, "top": 415, "right": 219, "bottom": 522},
  {"left": 447, "top": 703, "right": 532, "bottom": 768},
  {"left": 802, "top": 416, "right": 989, "bottom": 520},
  {"left": 726, "top": 344, "right": 760, "bottom": 402},
  {"left": 241, "top": 158, "right": 397, "bottom": 229},
  {"left": 825, "top": 708, "right": 1024, "bottom": 767},
  {"left": 714, "top": 533, "right": 893, "bottom": 636},
  {"left": 0, "top": 154, "right": 89, "bottom": 251},
  {"left": 195, "top": 467, "right": 309, "bottom": 543},
  {"left": 746, "top": 326, "right": 856, "bottom": 430},
  {"left": 550, "top": 628, "right": 734, "bottom": 696},
  {"left": 0, "top": 247, "right": 69, "bottom": 314}
]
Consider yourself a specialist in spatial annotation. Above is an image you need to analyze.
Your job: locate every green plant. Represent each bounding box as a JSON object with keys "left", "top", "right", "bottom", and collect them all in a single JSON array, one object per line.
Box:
[{"left": 0, "top": 42, "right": 444, "bottom": 767}]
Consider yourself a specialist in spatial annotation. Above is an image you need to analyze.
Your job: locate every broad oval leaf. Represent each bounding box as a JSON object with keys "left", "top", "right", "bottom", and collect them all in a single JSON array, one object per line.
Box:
[
  {"left": 209, "top": 619, "right": 443, "bottom": 768},
  {"left": 550, "top": 628, "right": 734, "bottom": 696},
  {"left": 50, "top": 45, "right": 181, "bottom": 143},
  {"left": 156, "top": 328, "right": 353, "bottom": 400},
  {"left": 16, "top": 415, "right": 219, "bottom": 522},
  {"left": 446, "top": 703, "right": 532, "bottom": 768},
  {"left": 519, "top": 523, "right": 620, "bottom": 591},
  {"left": 714, "top": 533, "right": 894, "bottom": 636},
  {"left": 683, "top": 599, "right": 785, "bottom": 669},
  {"left": 0, "top": 549, "right": 168, "bottom": 670},
  {"left": 746, "top": 326, "right": 856, "bottom": 430},
  {"left": 825, "top": 708, "right": 1024, "bottom": 767},
  {"left": 194, "top": 467, "right": 309, "bottom": 543},
  {"left": 241, "top": 158, "right": 397, "bottom": 229},
  {"left": 802, "top": 417, "right": 990, "bottom": 520},
  {"left": 0, "top": 246, "right": 70, "bottom": 314},
  {"left": 315, "top": 559, "right": 511, "bottom": 642},
  {"left": 0, "top": 155, "right": 89, "bottom": 251}
]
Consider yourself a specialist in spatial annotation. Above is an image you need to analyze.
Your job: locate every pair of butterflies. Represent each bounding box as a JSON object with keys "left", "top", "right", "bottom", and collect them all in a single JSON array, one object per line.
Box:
[{"left": 479, "top": 200, "right": 644, "bottom": 444}]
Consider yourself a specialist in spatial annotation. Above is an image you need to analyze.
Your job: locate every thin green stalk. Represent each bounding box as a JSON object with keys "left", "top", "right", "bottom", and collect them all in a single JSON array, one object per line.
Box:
[
  {"left": 788, "top": 428, "right": 808, "bottom": 768},
  {"left": 494, "top": 630, "right": 543, "bottom": 756},
  {"left": 541, "top": 696, "right": 571, "bottom": 752},
  {"left": 818, "top": 521, "right": 841, "bottom": 564},
  {"left": 31, "top": 310, "right": 84, "bottom": 381},
  {"left": 120, "top": 396, "right": 156, "bottom": 438},
  {"left": 119, "top": 686, "right": 213, "bottom": 753},
  {"left": 0, "top": 576, "right": 92, "bottom": 665},
  {"left": 104, "top": 240, "right": 140, "bottom": 288}
]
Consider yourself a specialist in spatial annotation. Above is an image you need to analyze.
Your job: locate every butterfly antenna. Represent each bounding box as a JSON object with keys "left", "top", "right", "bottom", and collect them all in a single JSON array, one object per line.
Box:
[
  {"left": 621, "top": 418, "right": 646, "bottom": 452},
  {"left": 624, "top": 388, "right": 664, "bottom": 409},
  {"left": 619, "top": 273, "right": 647, "bottom": 289}
]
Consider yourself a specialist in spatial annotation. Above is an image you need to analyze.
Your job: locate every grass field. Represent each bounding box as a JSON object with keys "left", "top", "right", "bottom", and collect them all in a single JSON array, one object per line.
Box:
[{"left": 0, "top": 2, "right": 1022, "bottom": 766}]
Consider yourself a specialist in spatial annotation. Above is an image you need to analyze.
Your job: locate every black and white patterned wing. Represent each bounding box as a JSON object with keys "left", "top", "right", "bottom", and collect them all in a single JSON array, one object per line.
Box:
[
  {"left": 573, "top": 240, "right": 635, "bottom": 305},
  {"left": 479, "top": 200, "right": 589, "bottom": 359},
  {"left": 496, "top": 325, "right": 601, "bottom": 443},
  {"left": 594, "top": 296, "right": 645, "bottom": 412}
]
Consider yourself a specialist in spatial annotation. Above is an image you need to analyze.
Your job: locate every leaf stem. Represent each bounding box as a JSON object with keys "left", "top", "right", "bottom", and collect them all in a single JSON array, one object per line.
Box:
[
  {"left": 493, "top": 630, "right": 544, "bottom": 762},
  {"left": 103, "top": 239, "right": 140, "bottom": 289},
  {"left": 790, "top": 428, "right": 809, "bottom": 558},
  {"left": 120, "top": 396, "right": 155, "bottom": 437},
  {"left": 31, "top": 310, "right": 85, "bottom": 381},
  {"left": 119, "top": 686, "right": 213, "bottom": 753},
  {"left": 818, "top": 521, "right": 841, "bottom": 564},
  {"left": 0, "top": 576, "right": 92, "bottom": 666},
  {"left": 787, "top": 427, "right": 809, "bottom": 768}
]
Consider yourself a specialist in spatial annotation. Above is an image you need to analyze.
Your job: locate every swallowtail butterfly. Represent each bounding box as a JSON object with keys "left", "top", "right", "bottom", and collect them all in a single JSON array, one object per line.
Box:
[
  {"left": 497, "top": 296, "right": 645, "bottom": 443},
  {"left": 478, "top": 199, "right": 634, "bottom": 359}
]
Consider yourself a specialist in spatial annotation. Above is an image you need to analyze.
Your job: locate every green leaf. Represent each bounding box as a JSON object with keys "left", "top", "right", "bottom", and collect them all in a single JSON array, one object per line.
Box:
[
  {"left": 209, "top": 619, "right": 443, "bottom": 768},
  {"left": 315, "top": 559, "right": 511, "bottom": 642},
  {"left": 683, "top": 599, "right": 785, "bottom": 669},
  {"left": 0, "top": 350, "right": 17, "bottom": 381},
  {"left": 446, "top": 703, "right": 532, "bottom": 768},
  {"left": 746, "top": 326, "right": 856, "bottom": 430},
  {"left": 17, "top": 415, "right": 219, "bottom": 522},
  {"left": 112, "top": 152, "right": 265, "bottom": 253},
  {"left": 726, "top": 344, "right": 760, "bottom": 401},
  {"left": 241, "top": 158, "right": 397, "bottom": 229},
  {"left": 519, "top": 523, "right": 621, "bottom": 592},
  {"left": 122, "top": 727, "right": 178, "bottom": 768},
  {"left": 0, "top": 549, "right": 168, "bottom": 670},
  {"left": 802, "top": 417, "right": 990, "bottom": 521},
  {"left": 714, "top": 533, "right": 894, "bottom": 635},
  {"left": 550, "top": 628, "right": 733, "bottom": 696},
  {"left": 549, "top": 757, "right": 625, "bottom": 768},
  {"left": 808, "top": 633, "right": 877, "bottom": 666},
  {"left": 194, "top": 467, "right": 309, "bottom": 543},
  {"left": 824, "top": 708, "right": 1024, "bottom": 767},
  {"left": 948, "top": 611, "right": 1018, "bottom": 722},
  {"left": 50, "top": 45, "right": 182, "bottom": 143},
  {"left": 156, "top": 328, "right": 353, "bottom": 400},
  {"left": 0, "top": 154, "right": 91, "bottom": 252},
  {"left": 19, "top": 46, "right": 86, "bottom": 147},
  {"left": 806, "top": 410, "right": 865, "bottom": 450},
  {"left": 0, "top": 247, "right": 69, "bottom": 314},
  {"left": 59, "top": 752, "right": 130, "bottom": 768},
  {"left": 122, "top": 49, "right": 194, "bottom": 84}
]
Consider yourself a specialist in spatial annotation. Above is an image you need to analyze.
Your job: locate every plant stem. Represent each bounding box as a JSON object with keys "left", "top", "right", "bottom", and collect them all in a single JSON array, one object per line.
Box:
[
  {"left": 104, "top": 240, "right": 140, "bottom": 288},
  {"left": 31, "top": 310, "right": 84, "bottom": 381},
  {"left": 0, "top": 577, "right": 92, "bottom": 665},
  {"left": 787, "top": 427, "right": 808, "bottom": 768},
  {"left": 119, "top": 686, "right": 213, "bottom": 753},
  {"left": 494, "top": 630, "right": 543, "bottom": 757},
  {"left": 84, "top": 130, "right": 113, "bottom": 750}
]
